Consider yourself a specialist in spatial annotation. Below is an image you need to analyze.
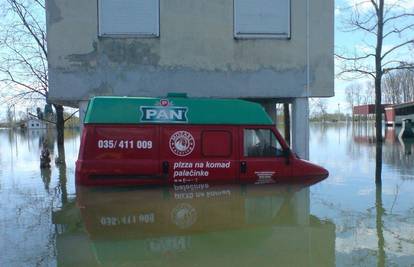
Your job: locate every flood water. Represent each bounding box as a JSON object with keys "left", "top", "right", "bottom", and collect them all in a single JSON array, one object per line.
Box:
[{"left": 0, "top": 123, "right": 413, "bottom": 267}]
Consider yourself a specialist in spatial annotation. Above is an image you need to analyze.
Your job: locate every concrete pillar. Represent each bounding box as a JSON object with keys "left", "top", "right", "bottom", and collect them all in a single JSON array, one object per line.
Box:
[
  {"left": 283, "top": 103, "right": 291, "bottom": 146},
  {"left": 292, "top": 98, "right": 309, "bottom": 160},
  {"left": 78, "top": 100, "right": 89, "bottom": 127},
  {"left": 262, "top": 102, "right": 277, "bottom": 126}
]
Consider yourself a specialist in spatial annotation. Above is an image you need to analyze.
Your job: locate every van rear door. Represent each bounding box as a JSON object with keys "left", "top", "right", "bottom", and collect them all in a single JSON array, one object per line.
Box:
[
  {"left": 160, "top": 126, "right": 238, "bottom": 184},
  {"left": 238, "top": 127, "right": 291, "bottom": 184}
]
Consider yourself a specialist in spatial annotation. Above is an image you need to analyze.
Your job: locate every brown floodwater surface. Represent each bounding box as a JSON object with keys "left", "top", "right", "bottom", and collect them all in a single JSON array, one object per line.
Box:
[{"left": 0, "top": 123, "right": 413, "bottom": 266}]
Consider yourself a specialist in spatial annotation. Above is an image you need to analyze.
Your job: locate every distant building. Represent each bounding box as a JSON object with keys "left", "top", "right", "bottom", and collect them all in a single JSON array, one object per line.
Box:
[
  {"left": 353, "top": 102, "right": 414, "bottom": 126},
  {"left": 46, "top": 0, "right": 334, "bottom": 159},
  {"left": 385, "top": 102, "right": 414, "bottom": 126},
  {"left": 353, "top": 104, "right": 389, "bottom": 120},
  {"left": 26, "top": 118, "right": 46, "bottom": 129}
]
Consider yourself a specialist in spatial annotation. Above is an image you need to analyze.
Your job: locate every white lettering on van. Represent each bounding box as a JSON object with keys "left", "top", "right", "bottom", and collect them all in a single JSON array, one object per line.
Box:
[
  {"left": 140, "top": 106, "right": 188, "bottom": 123},
  {"left": 156, "top": 109, "right": 169, "bottom": 120},
  {"left": 171, "top": 161, "right": 231, "bottom": 179},
  {"left": 171, "top": 109, "right": 184, "bottom": 120},
  {"left": 194, "top": 162, "right": 204, "bottom": 168},
  {"left": 173, "top": 170, "right": 209, "bottom": 178},
  {"left": 173, "top": 161, "right": 230, "bottom": 170},
  {"left": 205, "top": 161, "right": 231, "bottom": 168},
  {"left": 97, "top": 140, "right": 152, "bottom": 150},
  {"left": 146, "top": 109, "right": 158, "bottom": 119},
  {"left": 174, "top": 162, "right": 193, "bottom": 169}
]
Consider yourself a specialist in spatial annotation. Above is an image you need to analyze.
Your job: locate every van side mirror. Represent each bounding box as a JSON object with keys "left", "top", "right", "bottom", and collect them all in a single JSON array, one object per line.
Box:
[{"left": 283, "top": 149, "right": 291, "bottom": 165}]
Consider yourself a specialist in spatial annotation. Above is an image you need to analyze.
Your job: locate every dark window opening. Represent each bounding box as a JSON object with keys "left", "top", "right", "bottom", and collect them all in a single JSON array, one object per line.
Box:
[{"left": 244, "top": 129, "right": 283, "bottom": 157}]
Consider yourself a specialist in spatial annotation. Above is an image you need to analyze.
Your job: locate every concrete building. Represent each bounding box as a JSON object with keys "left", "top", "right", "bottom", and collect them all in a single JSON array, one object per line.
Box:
[{"left": 46, "top": 0, "right": 334, "bottom": 159}]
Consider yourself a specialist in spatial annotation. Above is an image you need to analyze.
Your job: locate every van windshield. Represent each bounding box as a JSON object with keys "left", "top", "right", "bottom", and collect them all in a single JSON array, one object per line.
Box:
[{"left": 244, "top": 129, "right": 283, "bottom": 157}]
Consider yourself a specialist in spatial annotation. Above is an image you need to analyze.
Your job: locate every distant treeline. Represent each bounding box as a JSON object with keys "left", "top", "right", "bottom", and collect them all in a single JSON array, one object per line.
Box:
[
  {"left": 310, "top": 112, "right": 350, "bottom": 122},
  {"left": 383, "top": 69, "right": 414, "bottom": 105},
  {"left": 346, "top": 69, "right": 414, "bottom": 114},
  {"left": 2, "top": 108, "right": 80, "bottom": 128}
]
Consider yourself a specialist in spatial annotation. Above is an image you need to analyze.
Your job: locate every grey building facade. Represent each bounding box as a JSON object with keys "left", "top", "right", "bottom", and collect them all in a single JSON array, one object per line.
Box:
[{"left": 46, "top": 0, "right": 334, "bottom": 159}]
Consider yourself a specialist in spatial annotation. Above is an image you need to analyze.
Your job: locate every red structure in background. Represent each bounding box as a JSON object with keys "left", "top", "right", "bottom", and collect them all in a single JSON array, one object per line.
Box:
[
  {"left": 384, "top": 107, "right": 396, "bottom": 125},
  {"left": 384, "top": 102, "right": 414, "bottom": 126},
  {"left": 353, "top": 104, "right": 389, "bottom": 116},
  {"left": 352, "top": 104, "right": 390, "bottom": 122},
  {"left": 353, "top": 102, "right": 414, "bottom": 126},
  {"left": 353, "top": 104, "right": 376, "bottom": 115}
]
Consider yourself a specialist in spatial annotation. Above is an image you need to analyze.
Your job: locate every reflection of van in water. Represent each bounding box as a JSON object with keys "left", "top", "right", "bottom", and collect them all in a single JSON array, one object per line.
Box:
[
  {"left": 76, "top": 94, "right": 328, "bottom": 186},
  {"left": 55, "top": 184, "right": 334, "bottom": 266}
]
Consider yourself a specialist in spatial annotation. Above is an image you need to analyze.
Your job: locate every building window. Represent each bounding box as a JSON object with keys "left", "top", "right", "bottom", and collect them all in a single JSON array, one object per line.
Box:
[
  {"left": 98, "top": 0, "right": 159, "bottom": 37},
  {"left": 243, "top": 129, "right": 283, "bottom": 157},
  {"left": 202, "top": 131, "right": 232, "bottom": 157},
  {"left": 234, "top": 0, "right": 290, "bottom": 39}
]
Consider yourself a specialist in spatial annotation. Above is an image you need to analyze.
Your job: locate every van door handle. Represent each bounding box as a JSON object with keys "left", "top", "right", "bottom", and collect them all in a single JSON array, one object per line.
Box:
[
  {"left": 240, "top": 161, "right": 247, "bottom": 173},
  {"left": 162, "top": 161, "right": 169, "bottom": 175}
]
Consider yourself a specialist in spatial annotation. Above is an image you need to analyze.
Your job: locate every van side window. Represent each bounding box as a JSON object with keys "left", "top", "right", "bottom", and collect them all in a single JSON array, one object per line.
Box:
[
  {"left": 244, "top": 129, "right": 283, "bottom": 157},
  {"left": 202, "top": 131, "right": 232, "bottom": 157}
]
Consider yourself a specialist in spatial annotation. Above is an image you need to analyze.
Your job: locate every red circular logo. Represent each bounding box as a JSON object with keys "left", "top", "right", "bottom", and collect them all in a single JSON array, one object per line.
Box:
[
  {"left": 169, "top": 131, "right": 195, "bottom": 157},
  {"left": 160, "top": 99, "right": 169, "bottom": 106}
]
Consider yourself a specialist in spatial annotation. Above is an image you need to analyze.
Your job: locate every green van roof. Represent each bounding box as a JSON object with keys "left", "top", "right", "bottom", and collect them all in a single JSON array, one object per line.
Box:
[{"left": 83, "top": 96, "right": 273, "bottom": 125}]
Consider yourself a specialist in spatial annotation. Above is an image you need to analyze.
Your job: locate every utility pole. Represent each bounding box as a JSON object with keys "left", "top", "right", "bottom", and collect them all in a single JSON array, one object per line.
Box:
[
  {"left": 338, "top": 103, "right": 340, "bottom": 122},
  {"left": 13, "top": 104, "right": 16, "bottom": 127}
]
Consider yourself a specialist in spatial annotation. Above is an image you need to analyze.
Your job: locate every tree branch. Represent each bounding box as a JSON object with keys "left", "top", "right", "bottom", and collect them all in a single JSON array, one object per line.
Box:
[
  {"left": 336, "top": 53, "right": 375, "bottom": 61},
  {"left": 4, "top": 42, "right": 48, "bottom": 88},
  {"left": 64, "top": 110, "right": 79, "bottom": 123},
  {"left": 370, "top": 0, "right": 379, "bottom": 13},
  {"left": 28, "top": 112, "right": 56, "bottom": 125},
  {"left": 0, "top": 91, "right": 33, "bottom": 106},
  {"left": 384, "top": 13, "right": 414, "bottom": 25},
  {"left": 383, "top": 24, "right": 414, "bottom": 39},
  {"left": 382, "top": 60, "right": 407, "bottom": 68},
  {"left": 345, "top": 18, "right": 377, "bottom": 35},
  {"left": 7, "top": 0, "right": 48, "bottom": 58},
  {"left": 381, "top": 40, "right": 414, "bottom": 60},
  {"left": 33, "top": 0, "right": 45, "bottom": 10},
  {"left": 337, "top": 69, "right": 376, "bottom": 79},
  {"left": 384, "top": 65, "right": 414, "bottom": 74},
  {"left": 0, "top": 69, "right": 47, "bottom": 97}
]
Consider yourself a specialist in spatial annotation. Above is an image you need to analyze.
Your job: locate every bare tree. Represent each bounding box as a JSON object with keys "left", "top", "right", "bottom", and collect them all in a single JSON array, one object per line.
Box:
[
  {"left": 383, "top": 71, "right": 403, "bottom": 104},
  {"left": 6, "top": 104, "right": 15, "bottom": 126},
  {"left": 345, "top": 83, "right": 363, "bottom": 118},
  {"left": 361, "top": 81, "right": 375, "bottom": 105},
  {"left": 0, "top": 0, "right": 68, "bottom": 147},
  {"left": 400, "top": 70, "right": 414, "bottom": 102},
  {"left": 336, "top": 0, "right": 414, "bottom": 183},
  {"left": 310, "top": 98, "right": 328, "bottom": 122},
  {"left": 383, "top": 69, "right": 414, "bottom": 104}
]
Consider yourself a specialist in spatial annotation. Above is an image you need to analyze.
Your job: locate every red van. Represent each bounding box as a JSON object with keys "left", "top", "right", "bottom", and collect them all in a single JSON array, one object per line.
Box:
[{"left": 76, "top": 94, "right": 328, "bottom": 186}]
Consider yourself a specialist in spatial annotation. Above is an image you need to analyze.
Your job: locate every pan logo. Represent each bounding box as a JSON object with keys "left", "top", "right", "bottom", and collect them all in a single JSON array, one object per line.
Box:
[
  {"left": 169, "top": 131, "right": 195, "bottom": 157},
  {"left": 140, "top": 100, "right": 188, "bottom": 123}
]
